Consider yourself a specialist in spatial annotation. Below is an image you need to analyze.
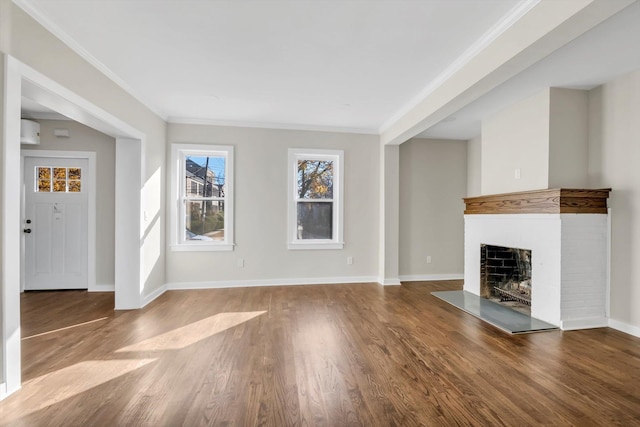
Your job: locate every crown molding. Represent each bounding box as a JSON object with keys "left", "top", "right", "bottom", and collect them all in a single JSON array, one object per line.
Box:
[
  {"left": 14, "top": 0, "right": 168, "bottom": 121},
  {"left": 378, "top": 0, "right": 541, "bottom": 134},
  {"left": 168, "top": 116, "right": 379, "bottom": 136}
]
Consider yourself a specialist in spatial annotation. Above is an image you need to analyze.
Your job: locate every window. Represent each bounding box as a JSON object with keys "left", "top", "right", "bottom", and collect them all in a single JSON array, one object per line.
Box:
[
  {"left": 288, "top": 149, "right": 344, "bottom": 250},
  {"left": 170, "top": 144, "right": 234, "bottom": 251},
  {"left": 36, "top": 166, "right": 82, "bottom": 192}
]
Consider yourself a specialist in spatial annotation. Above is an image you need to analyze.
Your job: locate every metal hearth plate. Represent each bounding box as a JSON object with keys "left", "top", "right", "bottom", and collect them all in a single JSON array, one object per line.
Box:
[{"left": 431, "top": 290, "right": 558, "bottom": 334}]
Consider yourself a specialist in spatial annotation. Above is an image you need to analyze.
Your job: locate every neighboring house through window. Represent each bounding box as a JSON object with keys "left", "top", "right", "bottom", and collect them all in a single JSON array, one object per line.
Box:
[
  {"left": 170, "top": 144, "right": 234, "bottom": 251},
  {"left": 288, "top": 148, "right": 344, "bottom": 250}
]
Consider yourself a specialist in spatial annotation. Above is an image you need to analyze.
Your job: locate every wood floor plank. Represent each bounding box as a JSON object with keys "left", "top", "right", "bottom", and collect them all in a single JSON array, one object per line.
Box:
[{"left": 1, "top": 282, "right": 640, "bottom": 426}]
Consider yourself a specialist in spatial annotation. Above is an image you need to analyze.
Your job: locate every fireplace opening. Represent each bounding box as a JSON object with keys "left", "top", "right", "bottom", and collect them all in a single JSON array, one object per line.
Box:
[{"left": 480, "top": 244, "right": 532, "bottom": 316}]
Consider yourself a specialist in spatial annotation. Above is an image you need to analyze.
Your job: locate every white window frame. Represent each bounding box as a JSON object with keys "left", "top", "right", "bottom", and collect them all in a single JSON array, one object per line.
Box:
[
  {"left": 170, "top": 143, "right": 234, "bottom": 251},
  {"left": 288, "top": 148, "right": 344, "bottom": 250}
]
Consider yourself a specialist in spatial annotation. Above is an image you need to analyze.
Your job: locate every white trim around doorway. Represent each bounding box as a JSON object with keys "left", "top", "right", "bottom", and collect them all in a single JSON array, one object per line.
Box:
[{"left": 2, "top": 55, "right": 146, "bottom": 401}]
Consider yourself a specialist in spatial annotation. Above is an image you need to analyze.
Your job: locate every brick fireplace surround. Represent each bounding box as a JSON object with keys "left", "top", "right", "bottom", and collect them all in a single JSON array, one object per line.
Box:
[{"left": 463, "top": 188, "right": 611, "bottom": 330}]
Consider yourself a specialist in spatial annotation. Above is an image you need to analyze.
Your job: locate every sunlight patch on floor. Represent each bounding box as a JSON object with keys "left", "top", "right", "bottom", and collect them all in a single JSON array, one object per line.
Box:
[
  {"left": 1, "top": 359, "right": 157, "bottom": 422},
  {"left": 22, "top": 317, "right": 110, "bottom": 340},
  {"left": 117, "top": 311, "right": 266, "bottom": 352}
]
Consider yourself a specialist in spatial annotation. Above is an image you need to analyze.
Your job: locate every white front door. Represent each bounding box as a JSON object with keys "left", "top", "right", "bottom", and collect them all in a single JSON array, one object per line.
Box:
[{"left": 23, "top": 156, "right": 89, "bottom": 290}]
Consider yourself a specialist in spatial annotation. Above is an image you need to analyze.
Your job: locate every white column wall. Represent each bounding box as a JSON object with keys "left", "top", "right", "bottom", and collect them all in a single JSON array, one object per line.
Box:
[
  {"left": 115, "top": 138, "right": 143, "bottom": 309},
  {"left": 560, "top": 214, "right": 608, "bottom": 329},
  {"left": 1, "top": 55, "right": 22, "bottom": 398},
  {"left": 378, "top": 144, "right": 400, "bottom": 285}
]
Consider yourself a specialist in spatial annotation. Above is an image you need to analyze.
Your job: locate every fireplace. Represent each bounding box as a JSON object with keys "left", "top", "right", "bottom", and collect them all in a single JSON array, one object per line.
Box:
[
  {"left": 463, "top": 188, "right": 611, "bottom": 330},
  {"left": 480, "top": 244, "right": 532, "bottom": 316}
]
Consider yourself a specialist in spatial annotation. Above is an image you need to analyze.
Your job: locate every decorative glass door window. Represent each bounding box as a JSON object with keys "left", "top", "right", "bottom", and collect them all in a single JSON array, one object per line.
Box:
[{"left": 37, "top": 167, "right": 82, "bottom": 192}]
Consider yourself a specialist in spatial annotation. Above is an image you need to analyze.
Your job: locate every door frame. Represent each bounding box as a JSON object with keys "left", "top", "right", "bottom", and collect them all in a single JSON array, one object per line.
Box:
[
  {"left": 3, "top": 55, "right": 147, "bottom": 399},
  {"left": 20, "top": 150, "right": 97, "bottom": 292}
]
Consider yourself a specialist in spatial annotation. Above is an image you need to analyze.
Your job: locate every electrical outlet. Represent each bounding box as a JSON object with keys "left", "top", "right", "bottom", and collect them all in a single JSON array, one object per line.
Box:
[
  {"left": 237, "top": 258, "right": 244, "bottom": 268},
  {"left": 515, "top": 168, "right": 521, "bottom": 179},
  {"left": 427, "top": 255, "right": 432, "bottom": 264},
  {"left": 347, "top": 256, "right": 353, "bottom": 265}
]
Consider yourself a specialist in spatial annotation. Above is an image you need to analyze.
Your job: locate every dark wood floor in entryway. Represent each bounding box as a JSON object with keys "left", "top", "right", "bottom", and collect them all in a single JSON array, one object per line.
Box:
[{"left": 2, "top": 281, "right": 640, "bottom": 426}]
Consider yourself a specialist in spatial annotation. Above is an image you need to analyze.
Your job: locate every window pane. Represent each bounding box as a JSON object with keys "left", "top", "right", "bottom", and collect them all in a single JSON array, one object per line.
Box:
[
  {"left": 54, "top": 167, "right": 66, "bottom": 180},
  {"left": 297, "top": 160, "right": 333, "bottom": 199},
  {"left": 297, "top": 201, "right": 333, "bottom": 239},
  {"left": 68, "top": 168, "right": 81, "bottom": 180},
  {"left": 53, "top": 180, "right": 66, "bottom": 192},
  {"left": 38, "top": 167, "right": 51, "bottom": 180},
  {"left": 185, "top": 155, "right": 226, "bottom": 198},
  {"left": 37, "top": 167, "right": 51, "bottom": 192},
  {"left": 52, "top": 167, "right": 66, "bottom": 192},
  {"left": 38, "top": 180, "right": 51, "bottom": 192},
  {"left": 68, "top": 180, "right": 81, "bottom": 192},
  {"left": 185, "top": 200, "right": 225, "bottom": 241}
]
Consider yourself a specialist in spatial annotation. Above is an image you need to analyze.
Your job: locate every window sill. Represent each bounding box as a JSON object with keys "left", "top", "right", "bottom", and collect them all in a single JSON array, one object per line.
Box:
[
  {"left": 288, "top": 241, "right": 344, "bottom": 250},
  {"left": 171, "top": 243, "right": 234, "bottom": 252}
]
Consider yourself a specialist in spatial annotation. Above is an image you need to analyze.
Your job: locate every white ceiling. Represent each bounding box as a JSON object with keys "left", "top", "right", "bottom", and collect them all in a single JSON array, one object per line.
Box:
[
  {"left": 17, "top": 0, "right": 640, "bottom": 140},
  {"left": 420, "top": 0, "right": 640, "bottom": 139}
]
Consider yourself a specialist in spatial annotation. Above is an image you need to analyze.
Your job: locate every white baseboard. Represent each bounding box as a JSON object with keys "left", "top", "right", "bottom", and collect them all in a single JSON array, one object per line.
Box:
[
  {"left": 399, "top": 274, "right": 464, "bottom": 282},
  {"left": 378, "top": 278, "right": 401, "bottom": 286},
  {"left": 167, "top": 276, "right": 378, "bottom": 291},
  {"left": 608, "top": 318, "right": 640, "bottom": 338},
  {"left": 88, "top": 283, "right": 115, "bottom": 292},
  {"left": 142, "top": 284, "right": 167, "bottom": 308},
  {"left": 560, "top": 317, "right": 608, "bottom": 331},
  {"left": 0, "top": 382, "right": 20, "bottom": 402}
]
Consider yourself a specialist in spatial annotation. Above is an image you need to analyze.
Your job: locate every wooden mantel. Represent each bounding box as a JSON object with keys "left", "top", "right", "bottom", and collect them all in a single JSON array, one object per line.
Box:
[{"left": 463, "top": 188, "right": 611, "bottom": 215}]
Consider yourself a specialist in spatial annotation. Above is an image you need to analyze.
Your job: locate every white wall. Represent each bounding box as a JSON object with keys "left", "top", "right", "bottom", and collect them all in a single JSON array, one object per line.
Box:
[
  {"left": 0, "top": 48, "right": 23, "bottom": 397},
  {"left": 7, "top": 4, "right": 167, "bottom": 298},
  {"left": 399, "top": 138, "right": 466, "bottom": 280},
  {"left": 549, "top": 88, "right": 589, "bottom": 188},
  {"left": 22, "top": 120, "right": 115, "bottom": 288},
  {"left": 166, "top": 124, "right": 379, "bottom": 286},
  {"left": 481, "top": 87, "right": 590, "bottom": 195},
  {"left": 481, "top": 89, "right": 550, "bottom": 194},
  {"left": 0, "top": 52, "right": 5, "bottom": 389},
  {"left": 466, "top": 134, "right": 481, "bottom": 197},
  {"left": 588, "top": 69, "right": 640, "bottom": 334},
  {"left": 475, "top": 74, "right": 640, "bottom": 335},
  {"left": 2, "top": 3, "right": 168, "bottom": 395},
  {"left": 379, "top": 144, "right": 400, "bottom": 285}
]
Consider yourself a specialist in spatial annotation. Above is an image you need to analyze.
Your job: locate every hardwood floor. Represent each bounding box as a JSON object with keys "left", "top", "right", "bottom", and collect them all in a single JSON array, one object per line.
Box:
[{"left": 2, "top": 281, "right": 640, "bottom": 426}]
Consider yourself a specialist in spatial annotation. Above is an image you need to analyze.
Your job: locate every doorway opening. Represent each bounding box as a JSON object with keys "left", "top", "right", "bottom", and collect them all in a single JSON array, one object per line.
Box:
[{"left": 2, "top": 56, "right": 146, "bottom": 399}]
